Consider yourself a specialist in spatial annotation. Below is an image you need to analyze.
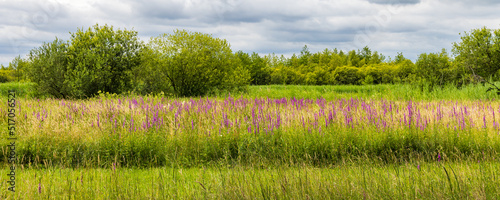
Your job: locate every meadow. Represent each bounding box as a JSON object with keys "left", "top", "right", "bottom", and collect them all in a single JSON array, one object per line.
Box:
[{"left": 1, "top": 82, "right": 500, "bottom": 199}]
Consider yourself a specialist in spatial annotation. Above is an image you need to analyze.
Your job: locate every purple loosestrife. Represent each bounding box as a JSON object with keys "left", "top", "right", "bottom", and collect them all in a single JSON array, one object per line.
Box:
[
  {"left": 483, "top": 115, "right": 487, "bottom": 129},
  {"left": 39, "top": 183, "right": 41, "bottom": 194}
]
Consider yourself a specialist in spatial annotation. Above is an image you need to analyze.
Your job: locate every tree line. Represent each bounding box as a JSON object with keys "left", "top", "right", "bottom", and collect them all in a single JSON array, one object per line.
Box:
[{"left": 2, "top": 24, "right": 500, "bottom": 98}]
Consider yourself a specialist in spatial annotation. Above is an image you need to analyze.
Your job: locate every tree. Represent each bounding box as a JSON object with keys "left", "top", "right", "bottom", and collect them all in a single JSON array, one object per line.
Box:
[
  {"left": 393, "top": 52, "right": 407, "bottom": 64},
  {"left": 415, "top": 49, "right": 453, "bottom": 89},
  {"left": 236, "top": 51, "right": 271, "bottom": 85},
  {"left": 25, "top": 24, "right": 143, "bottom": 99},
  {"left": 249, "top": 52, "right": 271, "bottom": 85},
  {"left": 299, "top": 45, "right": 311, "bottom": 66},
  {"left": 347, "top": 50, "right": 362, "bottom": 67},
  {"left": 65, "top": 24, "right": 143, "bottom": 98},
  {"left": 452, "top": 27, "right": 500, "bottom": 80},
  {"left": 395, "top": 59, "right": 415, "bottom": 83},
  {"left": 142, "top": 29, "right": 249, "bottom": 97},
  {"left": 369, "top": 51, "right": 385, "bottom": 65},
  {"left": 8, "top": 55, "right": 29, "bottom": 82},
  {"left": 26, "top": 38, "right": 70, "bottom": 98},
  {"left": 332, "top": 66, "right": 362, "bottom": 85},
  {"left": 360, "top": 46, "right": 372, "bottom": 64}
]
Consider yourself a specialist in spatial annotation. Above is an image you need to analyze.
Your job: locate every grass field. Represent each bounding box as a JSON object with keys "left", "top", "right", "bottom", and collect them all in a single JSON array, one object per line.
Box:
[
  {"left": 1, "top": 162, "right": 499, "bottom": 199},
  {"left": 239, "top": 84, "right": 500, "bottom": 101},
  {"left": 2, "top": 81, "right": 500, "bottom": 100},
  {"left": 1, "top": 82, "right": 500, "bottom": 199}
]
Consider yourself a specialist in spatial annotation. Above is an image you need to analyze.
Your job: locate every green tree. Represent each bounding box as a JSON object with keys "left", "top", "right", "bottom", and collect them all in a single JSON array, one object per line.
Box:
[
  {"left": 8, "top": 55, "right": 29, "bottom": 81},
  {"left": 0, "top": 64, "right": 13, "bottom": 83},
  {"left": 393, "top": 52, "right": 407, "bottom": 64},
  {"left": 360, "top": 46, "right": 372, "bottom": 64},
  {"left": 236, "top": 51, "right": 271, "bottom": 85},
  {"left": 249, "top": 52, "right": 271, "bottom": 85},
  {"left": 347, "top": 50, "right": 362, "bottom": 67},
  {"left": 142, "top": 29, "right": 249, "bottom": 97},
  {"left": 332, "top": 66, "right": 362, "bottom": 85},
  {"left": 395, "top": 59, "right": 416, "bottom": 83},
  {"left": 299, "top": 45, "right": 311, "bottom": 66},
  {"left": 415, "top": 49, "right": 453, "bottom": 89},
  {"left": 26, "top": 39, "right": 70, "bottom": 98},
  {"left": 369, "top": 51, "right": 385, "bottom": 65},
  {"left": 319, "top": 48, "right": 332, "bottom": 66},
  {"left": 65, "top": 24, "right": 143, "bottom": 98},
  {"left": 452, "top": 27, "right": 500, "bottom": 80}
]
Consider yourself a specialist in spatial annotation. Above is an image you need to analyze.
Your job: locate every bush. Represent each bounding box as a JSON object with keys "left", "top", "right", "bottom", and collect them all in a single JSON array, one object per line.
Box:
[
  {"left": 26, "top": 24, "right": 143, "bottom": 99},
  {"left": 141, "top": 30, "right": 250, "bottom": 97},
  {"left": 415, "top": 49, "right": 453, "bottom": 90},
  {"left": 65, "top": 24, "right": 142, "bottom": 98},
  {"left": 0, "top": 69, "right": 14, "bottom": 83},
  {"left": 26, "top": 38, "right": 70, "bottom": 98},
  {"left": 332, "top": 66, "right": 362, "bottom": 85}
]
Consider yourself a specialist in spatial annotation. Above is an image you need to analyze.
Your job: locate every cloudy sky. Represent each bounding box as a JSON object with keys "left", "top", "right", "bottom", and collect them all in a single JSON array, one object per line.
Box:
[{"left": 1, "top": 0, "right": 499, "bottom": 66}]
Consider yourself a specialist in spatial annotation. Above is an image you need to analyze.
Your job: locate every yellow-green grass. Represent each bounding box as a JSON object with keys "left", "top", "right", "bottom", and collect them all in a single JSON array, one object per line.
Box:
[
  {"left": 0, "top": 161, "right": 499, "bottom": 199},
  {"left": 2, "top": 82, "right": 500, "bottom": 101},
  {"left": 237, "top": 84, "right": 500, "bottom": 101},
  {"left": 2, "top": 95, "right": 500, "bottom": 167}
]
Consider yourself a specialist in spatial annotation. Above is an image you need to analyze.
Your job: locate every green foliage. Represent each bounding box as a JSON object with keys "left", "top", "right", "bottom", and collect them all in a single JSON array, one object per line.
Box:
[
  {"left": 141, "top": 30, "right": 250, "bottom": 97},
  {"left": 26, "top": 38, "right": 70, "bottom": 98},
  {"left": 0, "top": 82, "right": 41, "bottom": 98},
  {"left": 453, "top": 27, "right": 500, "bottom": 80},
  {"left": 65, "top": 24, "right": 143, "bottom": 98},
  {"left": 415, "top": 49, "right": 455, "bottom": 90},
  {"left": 332, "top": 66, "right": 362, "bottom": 85},
  {"left": 19, "top": 25, "right": 500, "bottom": 94},
  {"left": 238, "top": 84, "right": 500, "bottom": 101},
  {"left": 7, "top": 55, "right": 28, "bottom": 82},
  {"left": 0, "top": 68, "right": 13, "bottom": 83},
  {"left": 395, "top": 59, "right": 416, "bottom": 83},
  {"left": 25, "top": 24, "right": 143, "bottom": 99},
  {"left": 237, "top": 52, "right": 271, "bottom": 85},
  {"left": 270, "top": 65, "right": 303, "bottom": 85},
  {"left": 361, "top": 66, "right": 382, "bottom": 84}
]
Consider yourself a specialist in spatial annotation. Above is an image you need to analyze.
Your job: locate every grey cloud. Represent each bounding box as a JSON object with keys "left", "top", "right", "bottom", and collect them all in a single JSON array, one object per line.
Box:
[
  {"left": 367, "top": 0, "right": 420, "bottom": 5},
  {"left": 128, "top": 0, "right": 189, "bottom": 20},
  {"left": 1, "top": 0, "right": 499, "bottom": 66}
]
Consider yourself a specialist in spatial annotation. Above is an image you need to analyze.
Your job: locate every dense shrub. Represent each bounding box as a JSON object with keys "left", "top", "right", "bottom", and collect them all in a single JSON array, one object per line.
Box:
[
  {"left": 453, "top": 27, "right": 500, "bottom": 80},
  {"left": 415, "top": 49, "right": 454, "bottom": 90},
  {"left": 332, "top": 66, "right": 362, "bottom": 85},
  {"left": 26, "top": 39, "right": 70, "bottom": 98},
  {"left": 0, "top": 69, "right": 14, "bottom": 83},
  {"left": 65, "top": 24, "right": 142, "bottom": 98},
  {"left": 25, "top": 24, "right": 142, "bottom": 99},
  {"left": 140, "top": 30, "right": 250, "bottom": 97}
]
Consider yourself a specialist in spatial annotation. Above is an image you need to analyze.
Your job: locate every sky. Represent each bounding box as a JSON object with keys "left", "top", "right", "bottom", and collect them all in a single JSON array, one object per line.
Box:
[{"left": 1, "top": 0, "right": 499, "bottom": 66}]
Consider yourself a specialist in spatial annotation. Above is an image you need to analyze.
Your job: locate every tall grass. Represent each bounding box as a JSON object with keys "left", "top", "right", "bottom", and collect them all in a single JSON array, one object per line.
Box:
[
  {"left": 3, "top": 82, "right": 500, "bottom": 198},
  {"left": 238, "top": 83, "right": 500, "bottom": 101},
  {"left": 0, "top": 82, "right": 40, "bottom": 99},
  {"left": 3, "top": 95, "right": 499, "bottom": 167},
  {"left": 1, "top": 162, "right": 498, "bottom": 199},
  {"left": 2, "top": 82, "right": 499, "bottom": 101}
]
